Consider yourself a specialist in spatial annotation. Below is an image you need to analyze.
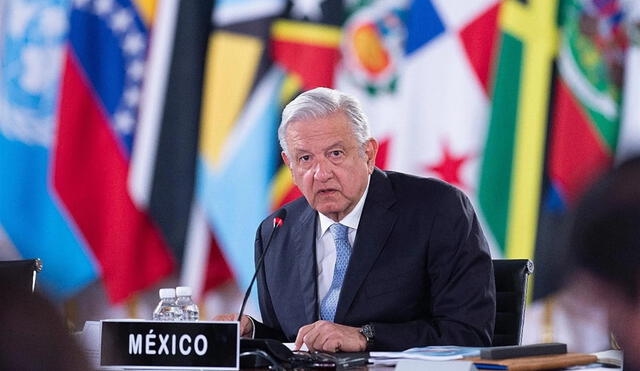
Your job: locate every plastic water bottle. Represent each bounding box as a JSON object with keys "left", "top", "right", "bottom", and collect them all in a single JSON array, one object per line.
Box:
[
  {"left": 175, "top": 286, "right": 199, "bottom": 321},
  {"left": 152, "top": 288, "right": 184, "bottom": 321}
]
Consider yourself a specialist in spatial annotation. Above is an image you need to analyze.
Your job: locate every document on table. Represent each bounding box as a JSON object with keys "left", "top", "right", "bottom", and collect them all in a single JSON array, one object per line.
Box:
[
  {"left": 370, "top": 346, "right": 482, "bottom": 366},
  {"left": 592, "top": 350, "right": 622, "bottom": 367}
]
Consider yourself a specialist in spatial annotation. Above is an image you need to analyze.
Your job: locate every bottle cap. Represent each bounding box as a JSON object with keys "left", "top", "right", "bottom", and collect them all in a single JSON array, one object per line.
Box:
[
  {"left": 176, "top": 286, "right": 192, "bottom": 297},
  {"left": 159, "top": 288, "right": 176, "bottom": 299}
]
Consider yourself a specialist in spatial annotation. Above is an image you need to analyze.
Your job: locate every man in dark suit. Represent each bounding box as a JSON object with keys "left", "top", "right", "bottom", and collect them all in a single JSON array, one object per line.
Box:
[{"left": 218, "top": 87, "right": 495, "bottom": 352}]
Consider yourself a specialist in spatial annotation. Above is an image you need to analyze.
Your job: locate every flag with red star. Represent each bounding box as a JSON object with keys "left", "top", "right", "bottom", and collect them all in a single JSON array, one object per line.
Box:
[
  {"left": 337, "top": 0, "right": 499, "bottom": 206},
  {"left": 337, "top": 0, "right": 500, "bottom": 199},
  {"left": 426, "top": 142, "right": 474, "bottom": 189}
]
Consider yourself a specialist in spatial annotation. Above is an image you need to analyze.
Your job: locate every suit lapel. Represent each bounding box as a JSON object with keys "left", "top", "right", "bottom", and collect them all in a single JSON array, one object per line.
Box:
[
  {"left": 334, "top": 169, "right": 397, "bottom": 323},
  {"left": 292, "top": 205, "right": 319, "bottom": 324}
]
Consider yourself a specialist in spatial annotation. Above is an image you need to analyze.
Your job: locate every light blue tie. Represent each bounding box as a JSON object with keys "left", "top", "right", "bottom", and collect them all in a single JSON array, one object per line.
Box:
[{"left": 320, "top": 223, "right": 352, "bottom": 322}]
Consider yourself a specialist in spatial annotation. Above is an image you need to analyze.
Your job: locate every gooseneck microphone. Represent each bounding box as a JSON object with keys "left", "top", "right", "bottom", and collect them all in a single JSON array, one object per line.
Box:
[{"left": 237, "top": 209, "right": 287, "bottom": 321}]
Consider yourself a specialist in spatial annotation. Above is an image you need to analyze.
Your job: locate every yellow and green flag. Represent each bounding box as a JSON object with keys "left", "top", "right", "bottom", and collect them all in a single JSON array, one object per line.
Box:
[{"left": 478, "top": 0, "right": 559, "bottom": 259}]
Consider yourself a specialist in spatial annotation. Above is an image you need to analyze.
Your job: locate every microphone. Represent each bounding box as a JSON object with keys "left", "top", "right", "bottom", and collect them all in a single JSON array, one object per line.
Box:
[{"left": 237, "top": 209, "right": 287, "bottom": 321}]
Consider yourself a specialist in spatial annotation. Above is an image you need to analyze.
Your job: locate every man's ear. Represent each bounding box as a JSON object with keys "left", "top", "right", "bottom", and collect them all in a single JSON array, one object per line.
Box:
[
  {"left": 281, "top": 151, "right": 291, "bottom": 169},
  {"left": 365, "top": 138, "right": 379, "bottom": 172}
]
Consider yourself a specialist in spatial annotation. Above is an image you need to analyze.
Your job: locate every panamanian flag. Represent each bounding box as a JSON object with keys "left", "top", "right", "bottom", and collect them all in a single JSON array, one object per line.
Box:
[{"left": 336, "top": 0, "right": 499, "bottom": 219}]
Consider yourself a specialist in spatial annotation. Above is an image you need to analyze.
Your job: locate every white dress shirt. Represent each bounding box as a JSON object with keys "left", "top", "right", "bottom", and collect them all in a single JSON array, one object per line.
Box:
[{"left": 315, "top": 177, "right": 370, "bottom": 303}]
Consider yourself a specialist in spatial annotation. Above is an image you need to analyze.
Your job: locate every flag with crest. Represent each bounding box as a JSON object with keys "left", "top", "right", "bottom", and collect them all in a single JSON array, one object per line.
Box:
[
  {"left": 534, "top": 0, "right": 628, "bottom": 299},
  {"left": 337, "top": 0, "right": 500, "bottom": 216},
  {"left": 0, "top": 0, "right": 98, "bottom": 298}
]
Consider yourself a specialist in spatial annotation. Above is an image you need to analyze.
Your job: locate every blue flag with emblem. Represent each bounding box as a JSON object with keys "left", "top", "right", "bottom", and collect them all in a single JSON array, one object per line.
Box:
[{"left": 0, "top": 0, "right": 98, "bottom": 298}]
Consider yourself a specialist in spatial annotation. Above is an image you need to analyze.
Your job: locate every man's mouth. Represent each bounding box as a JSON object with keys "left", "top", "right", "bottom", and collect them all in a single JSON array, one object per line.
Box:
[{"left": 318, "top": 189, "right": 338, "bottom": 195}]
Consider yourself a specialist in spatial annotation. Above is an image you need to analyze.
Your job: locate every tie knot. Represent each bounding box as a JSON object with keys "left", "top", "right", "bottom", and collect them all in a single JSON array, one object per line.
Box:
[{"left": 329, "top": 223, "right": 349, "bottom": 241}]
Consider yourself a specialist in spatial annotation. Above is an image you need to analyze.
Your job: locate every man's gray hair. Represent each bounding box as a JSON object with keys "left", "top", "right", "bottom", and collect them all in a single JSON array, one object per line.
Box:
[{"left": 278, "top": 87, "right": 371, "bottom": 157}]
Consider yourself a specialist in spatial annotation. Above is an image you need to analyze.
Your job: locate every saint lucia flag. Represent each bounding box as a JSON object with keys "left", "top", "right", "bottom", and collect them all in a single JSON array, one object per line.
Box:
[{"left": 196, "top": 0, "right": 287, "bottom": 290}]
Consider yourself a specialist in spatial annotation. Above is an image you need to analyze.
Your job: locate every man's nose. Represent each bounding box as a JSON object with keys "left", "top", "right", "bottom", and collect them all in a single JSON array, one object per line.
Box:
[{"left": 313, "top": 159, "right": 332, "bottom": 182}]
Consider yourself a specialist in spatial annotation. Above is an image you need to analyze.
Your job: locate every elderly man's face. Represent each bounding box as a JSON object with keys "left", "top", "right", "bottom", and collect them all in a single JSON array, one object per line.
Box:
[{"left": 282, "top": 112, "right": 377, "bottom": 222}]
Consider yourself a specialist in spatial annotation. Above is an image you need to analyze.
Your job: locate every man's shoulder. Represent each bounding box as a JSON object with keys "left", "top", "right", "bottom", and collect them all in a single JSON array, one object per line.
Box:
[
  {"left": 375, "top": 169, "right": 473, "bottom": 216},
  {"left": 381, "top": 169, "right": 463, "bottom": 197}
]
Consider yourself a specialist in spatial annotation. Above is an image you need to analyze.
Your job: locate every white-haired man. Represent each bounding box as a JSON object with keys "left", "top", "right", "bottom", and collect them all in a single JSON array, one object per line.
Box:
[{"left": 217, "top": 87, "right": 495, "bottom": 352}]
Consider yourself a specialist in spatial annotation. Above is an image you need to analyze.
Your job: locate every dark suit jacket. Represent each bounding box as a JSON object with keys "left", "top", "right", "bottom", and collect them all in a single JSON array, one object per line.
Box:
[{"left": 253, "top": 168, "right": 495, "bottom": 350}]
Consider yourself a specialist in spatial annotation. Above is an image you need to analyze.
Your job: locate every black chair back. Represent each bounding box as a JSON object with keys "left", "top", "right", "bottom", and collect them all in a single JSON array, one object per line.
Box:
[
  {"left": 0, "top": 259, "right": 43, "bottom": 293},
  {"left": 492, "top": 259, "right": 534, "bottom": 346}
]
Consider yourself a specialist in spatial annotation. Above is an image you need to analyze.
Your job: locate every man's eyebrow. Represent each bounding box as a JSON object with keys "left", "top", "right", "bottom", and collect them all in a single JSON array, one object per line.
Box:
[
  {"left": 324, "top": 141, "right": 346, "bottom": 150},
  {"left": 291, "top": 141, "right": 347, "bottom": 154},
  {"left": 290, "top": 146, "right": 309, "bottom": 155}
]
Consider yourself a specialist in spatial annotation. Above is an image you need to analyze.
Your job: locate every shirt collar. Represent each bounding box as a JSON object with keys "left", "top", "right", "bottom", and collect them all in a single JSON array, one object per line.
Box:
[{"left": 318, "top": 175, "right": 371, "bottom": 236}]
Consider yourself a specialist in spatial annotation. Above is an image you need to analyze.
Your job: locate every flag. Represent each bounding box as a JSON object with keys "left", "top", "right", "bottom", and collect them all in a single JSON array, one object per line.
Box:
[
  {"left": 196, "top": 0, "right": 287, "bottom": 290},
  {"left": 199, "top": 0, "right": 503, "bottom": 291},
  {"left": 617, "top": 0, "right": 640, "bottom": 161},
  {"left": 478, "top": 0, "right": 559, "bottom": 259},
  {"left": 52, "top": 0, "right": 174, "bottom": 303},
  {"left": 549, "top": 0, "right": 624, "bottom": 205},
  {"left": 269, "top": 1, "right": 345, "bottom": 209},
  {"left": 197, "top": 0, "right": 352, "bottom": 289},
  {"left": 523, "top": 3, "right": 630, "bottom": 347},
  {"left": 130, "top": 0, "right": 213, "bottom": 264},
  {"left": 129, "top": 0, "right": 233, "bottom": 299},
  {"left": 0, "top": 0, "right": 98, "bottom": 298},
  {"left": 534, "top": 0, "right": 627, "bottom": 299},
  {"left": 338, "top": 0, "right": 499, "bottom": 198}
]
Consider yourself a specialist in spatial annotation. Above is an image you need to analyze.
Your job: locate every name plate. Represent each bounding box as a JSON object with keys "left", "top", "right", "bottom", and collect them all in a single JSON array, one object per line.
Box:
[{"left": 100, "top": 320, "right": 239, "bottom": 370}]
